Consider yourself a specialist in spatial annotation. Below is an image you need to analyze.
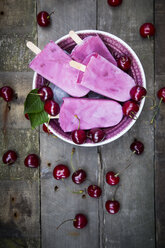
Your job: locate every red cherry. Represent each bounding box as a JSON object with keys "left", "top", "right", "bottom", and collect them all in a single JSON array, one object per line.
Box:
[
  {"left": 73, "top": 214, "right": 88, "bottom": 229},
  {"left": 106, "top": 171, "right": 120, "bottom": 186},
  {"left": 88, "top": 128, "right": 105, "bottom": 143},
  {"left": 44, "top": 100, "right": 60, "bottom": 116},
  {"left": 37, "top": 11, "right": 50, "bottom": 27},
  {"left": 25, "top": 113, "right": 29, "bottom": 120},
  {"left": 72, "top": 130, "right": 86, "bottom": 144},
  {"left": 130, "top": 86, "right": 147, "bottom": 102},
  {"left": 107, "top": 0, "right": 122, "bottom": 7},
  {"left": 2, "top": 150, "right": 17, "bottom": 165},
  {"left": 122, "top": 100, "right": 139, "bottom": 117},
  {"left": 87, "top": 185, "right": 102, "bottom": 198},
  {"left": 53, "top": 164, "right": 70, "bottom": 180},
  {"left": 117, "top": 56, "right": 131, "bottom": 71},
  {"left": 140, "top": 23, "right": 155, "bottom": 38},
  {"left": 105, "top": 200, "right": 120, "bottom": 214},
  {"left": 0, "top": 86, "right": 14, "bottom": 102},
  {"left": 24, "top": 154, "right": 40, "bottom": 168},
  {"left": 42, "top": 123, "right": 53, "bottom": 134},
  {"left": 130, "top": 139, "right": 144, "bottom": 155},
  {"left": 157, "top": 87, "right": 165, "bottom": 102},
  {"left": 72, "top": 169, "right": 87, "bottom": 184},
  {"left": 38, "top": 86, "right": 53, "bottom": 102}
]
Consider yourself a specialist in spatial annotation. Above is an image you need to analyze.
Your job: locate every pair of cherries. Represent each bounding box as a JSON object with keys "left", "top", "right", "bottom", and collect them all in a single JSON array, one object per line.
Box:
[
  {"left": 72, "top": 128, "right": 105, "bottom": 145},
  {"left": 2, "top": 151, "right": 40, "bottom": 168}
]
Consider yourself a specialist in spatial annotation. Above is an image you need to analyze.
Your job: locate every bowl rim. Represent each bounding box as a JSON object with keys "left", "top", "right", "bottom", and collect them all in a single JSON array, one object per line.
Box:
[{"left": 33, "top": 29, "right": 146, "bottom": 147}]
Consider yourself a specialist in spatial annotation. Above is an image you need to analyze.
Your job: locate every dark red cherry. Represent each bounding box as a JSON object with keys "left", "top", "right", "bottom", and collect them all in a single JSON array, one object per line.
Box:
[
  {"left": 37, "top": 11, "right": 50, "bottom": 27},
  {"left": 72, "top": 169, "right": 87, "bottom": 184},
  {"left": 130, "top": 139, "right": 144, "bottom": 155},
  {"left": 140, "top": 23, "right": 155, "bottom": 38},
  {"left": 2, "top": 150, "right": 17, "bottom": 165},
  {"left": 25, "top": 113, "right": 29, "bottom": 120},
  {"left": 88, "top": 128, "right": 105, "bottom": 143},
  {"left": 72, "top": 130, "right": 86, "bottom": 144},
  {"left": 122, "top": 100, "right": 139, "bottom": 117},
  {"left": 87, "top": 185, "right": 102, "bottom": 198},
  {"left": 106, "top": 171, "right": 120, "bottom": 186},
  {"left": 107, "top": 0, "right": 122, "bottom": 7},
  {"left": 53, "top": 164, "right": 70, "bottom": 180},
  {"left": 24, "top": 154, "right": 40, "bottom": 168},
  {"left": 44, "top": 100, "right": 60, "bottom": 116},
  {"left": 38, "top": 86, "right": 53, "bottom": 102},
  {"left": 0, "top": 86, "right": 14, "bottom": 102},
  {"left": 105, "top": 200, "right": 120, "bottom": 214},
  {"left": 130, "top": 86, "right": 147, "bottom": 102},
  {"left": 157, "top": 87, "right": 165, "bottom": 102},
  {"left": 73, "top": 214, "right": 88, "bottom": 229},
  {"left": 42, "top": 123, "right": 53, "bottom": 134},
  {"left": 117, "top": 56, "right": 131, "bottom": 71}
]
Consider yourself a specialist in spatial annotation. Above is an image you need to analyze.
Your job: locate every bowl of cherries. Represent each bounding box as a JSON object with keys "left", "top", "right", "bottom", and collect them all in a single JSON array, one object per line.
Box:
[{"left": 32, "top": 30, "right": 146, "bottom": 146}]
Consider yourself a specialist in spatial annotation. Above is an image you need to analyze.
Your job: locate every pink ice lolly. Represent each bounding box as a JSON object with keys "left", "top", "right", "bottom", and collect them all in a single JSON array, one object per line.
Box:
[
  {"left": 59, "top": 98, "right": 123, "bottom": 132},
  {"left": 71, "top": 35, "right": 117, "bottom": 66},
  {"left": 80, "top": 54, "right": 136, "bottom": 102},
  {"left": 29, "top": 41, "right": 89, "bottom": 97}
]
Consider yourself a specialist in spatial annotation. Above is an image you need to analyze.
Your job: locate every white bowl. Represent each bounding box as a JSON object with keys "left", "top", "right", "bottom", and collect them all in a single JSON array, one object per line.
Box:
[{"left": 33, "top": 30, "right": 146, "bottom": 147}]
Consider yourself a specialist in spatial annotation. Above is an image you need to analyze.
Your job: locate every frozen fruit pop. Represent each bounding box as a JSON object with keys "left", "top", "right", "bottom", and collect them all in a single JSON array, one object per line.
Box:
[
  {"left": 70, "top": 31, "right": 117, "bottom": 66},
  {"left": 59, "top": 98, "right": 123, "bottom": 132},
  {"left": 72, "top": 53, "right": 135, "bottom": 102},
  {"left": 28, "top": 41, "right": 89, "bottom": 97}
]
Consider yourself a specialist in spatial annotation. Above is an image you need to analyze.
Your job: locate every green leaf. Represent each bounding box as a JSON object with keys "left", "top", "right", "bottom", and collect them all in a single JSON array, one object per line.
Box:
[
  {"left": 24, "top": 89, "right": 44, "bottom": 114},
  {"left": 28, "top": 110, "right": 49, "bottom": 130}
]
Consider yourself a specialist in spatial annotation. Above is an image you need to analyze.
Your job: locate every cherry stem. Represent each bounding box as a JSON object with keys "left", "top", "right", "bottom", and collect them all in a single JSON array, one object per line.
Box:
[
  {"left": 143, "top": 95, "right": 157, "bottom": 109},
  {"left": 70, "top": 148, "right": 76, "bottom": 172},
  {"left": 47, "top": 10, "right": 55, "bottom": 19},
  {"left": 147, "top": 35, "right": 150, "bottom": 39},
  {"left": 129, "top": 111, "right": 137, "bottom": 120},
  {"left": 74, "top": 115, "right": 80, "bottom": 130},
  {"left": 56, "top": 219, "right": 74, "bottom": 230},
  {"left": 114, "top": 150, "right": 135, "bottom": 177},
  {"left": 112, "top": 184, "right": 120, "bottom": 201},
  {"left": 150, "top": 97, "right": 163, "bottom": 124},
  {"left": 29, "top": 93, "right": 42, "bottom": 96}
]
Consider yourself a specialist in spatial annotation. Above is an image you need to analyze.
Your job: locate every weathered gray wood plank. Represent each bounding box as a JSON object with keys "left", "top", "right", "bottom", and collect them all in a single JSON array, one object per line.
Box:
[
  {"left": 0, "top": 0, "right": 40, "bottom": 247},
  {"left": 38, "top": 1, "right": 103, "bottom": 247},
  {"left": 0, "top": 181, "right": 40, "bottom": 248},
  {"left": 98, "top": 0, "right": 155, "bottom": 247},
  {"left": 0, "top": 0, "right": 37, "bottom": 71},
  {"left": 155, "top": 1, "right": 165, "bottom": 247}
]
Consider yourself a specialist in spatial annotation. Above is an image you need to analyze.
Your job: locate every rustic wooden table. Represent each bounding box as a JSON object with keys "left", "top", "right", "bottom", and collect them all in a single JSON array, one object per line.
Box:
[{"left": 0, "top": 0, "right": 165, "bottom": 247}]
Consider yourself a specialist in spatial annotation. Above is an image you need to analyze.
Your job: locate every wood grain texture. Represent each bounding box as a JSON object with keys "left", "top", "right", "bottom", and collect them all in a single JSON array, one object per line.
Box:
[
  {"left": 98, "top": 0, "right": 155, "bottom": 247},
  {"left": 0, "top": 72, "right": 34, "bottom": 129},
  {"left": 0, "top": 181, "right": 40, "bottom": 248},
  {"left": 155, "top": 1, "right": 165, "bottom": 247},
  {"left": 0, "top": 0, "right": 37, "bottom": 71},
  {"left": 0, "top": 0, "right": 40, "bottom": 247}
]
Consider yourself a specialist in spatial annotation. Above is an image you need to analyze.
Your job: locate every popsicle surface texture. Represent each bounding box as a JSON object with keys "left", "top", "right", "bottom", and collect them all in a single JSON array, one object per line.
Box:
[
  {"left": 29, "top": 41, "right": 89, "bottom": 97},
  {"left": 71, "top": 35, "right": 117, "bottom": 66},
  {"left": 80, "top": 54, "right": 136, "bottom": 102},
  {"left": 59, "top": 98, "right": 123, "bottom": 132}
]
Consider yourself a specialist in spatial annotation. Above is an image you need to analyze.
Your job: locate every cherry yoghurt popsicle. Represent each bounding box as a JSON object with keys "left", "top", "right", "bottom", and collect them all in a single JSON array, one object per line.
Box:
[
  {"left": 59, "top": 98, "right": 123, "bottom": 132},
  {"left": 29, "top": 41, "right": 90, "bottom": 97},
  {"left": 71, "top": 34, "right": 117, "bottom": 66},
  {"left": 77, "top": 53, "right": 136, "bottom": 102}
]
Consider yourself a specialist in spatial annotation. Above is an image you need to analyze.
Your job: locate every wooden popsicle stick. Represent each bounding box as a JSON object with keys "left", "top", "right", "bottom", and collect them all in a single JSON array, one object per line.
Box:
[
  {"left": 69, "top": 61, "right": 86, "bottom": 72},
  {"left": 49, "top": 114, "right": 59, "bottom": 119},
  {"left": 26, "top": 41, "right": 41, "bottom": 54},
  {"left": 69, "top": 30, "right": 83, "bottom": 45}
]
